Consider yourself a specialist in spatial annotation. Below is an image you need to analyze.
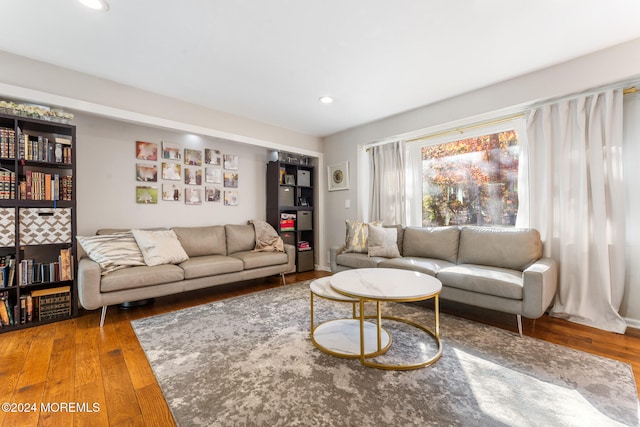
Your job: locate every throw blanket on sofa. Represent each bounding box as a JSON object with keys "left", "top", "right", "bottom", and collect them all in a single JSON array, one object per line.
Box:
[{"left": 251, "top": 220, "right": 284, "bottom": 252}]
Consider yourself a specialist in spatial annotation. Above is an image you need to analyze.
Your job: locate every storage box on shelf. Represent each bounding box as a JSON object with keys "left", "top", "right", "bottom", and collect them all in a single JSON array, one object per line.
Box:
[
  {"left": 0, "top": 112, "right": 77, "bottom": 333},
  {"left": 267, "top": 160, "right": 315, "bottom": 272}
]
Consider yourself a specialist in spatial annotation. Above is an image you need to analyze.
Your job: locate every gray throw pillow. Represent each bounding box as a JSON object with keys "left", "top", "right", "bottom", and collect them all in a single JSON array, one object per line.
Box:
[{"left": 367, "top": 225, "right": 401, "bottom": 258}]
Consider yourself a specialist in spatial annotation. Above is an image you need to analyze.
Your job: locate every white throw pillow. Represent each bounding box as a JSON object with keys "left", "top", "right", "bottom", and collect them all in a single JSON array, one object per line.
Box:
[
  {"left": 76, "top": 232, "right": 146, "bottom": 275},
  {"left": 131, "top": 229, "right": 189, "bottom": 266},
  {"left": 367, "top": 225, "right": 401, "bottom": 258}
]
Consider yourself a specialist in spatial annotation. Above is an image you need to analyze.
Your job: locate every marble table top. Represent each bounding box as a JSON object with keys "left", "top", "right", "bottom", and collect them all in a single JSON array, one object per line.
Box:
[{"left": 330, "top": 268, "right": 441, "bottom": 301}]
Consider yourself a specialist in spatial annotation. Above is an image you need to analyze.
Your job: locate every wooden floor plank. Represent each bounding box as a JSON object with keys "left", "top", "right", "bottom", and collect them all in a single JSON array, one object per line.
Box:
[
  {"left": 1, "top": 270, "right": 638, "bottom": 426},
  {"left": 135, "top": 383, "right": 175, "bottom": 427}
]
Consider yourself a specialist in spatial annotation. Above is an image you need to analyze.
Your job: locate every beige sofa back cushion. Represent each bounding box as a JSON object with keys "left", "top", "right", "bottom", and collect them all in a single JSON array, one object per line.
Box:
[
  {"left": 402, "top": 226, "right": 460, "bottom": 263},
  {"left": 225, "top": 224, "right": 256, "bottom": 254},
  {"left": 173, "top": 226, "right": 227, "bottom": 257},
  {"left": 457, "top": 226, "right": 542, "bottom": 271}
]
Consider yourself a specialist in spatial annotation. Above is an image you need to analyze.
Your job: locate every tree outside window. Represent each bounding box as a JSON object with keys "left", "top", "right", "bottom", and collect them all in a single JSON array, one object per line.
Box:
[{"left": 421, "top": 130, "right": 519, "bottom": 227}]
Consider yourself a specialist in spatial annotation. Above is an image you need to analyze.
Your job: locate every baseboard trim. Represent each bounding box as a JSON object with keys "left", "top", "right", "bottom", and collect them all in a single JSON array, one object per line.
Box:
[{"left": 624, "top": 316, "right": 640, "bottom": 330}]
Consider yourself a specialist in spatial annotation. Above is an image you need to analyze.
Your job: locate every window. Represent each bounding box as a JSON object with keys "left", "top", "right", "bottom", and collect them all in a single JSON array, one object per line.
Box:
[{"left": 421, "top": 130, "right": 519, "bottom": 227}]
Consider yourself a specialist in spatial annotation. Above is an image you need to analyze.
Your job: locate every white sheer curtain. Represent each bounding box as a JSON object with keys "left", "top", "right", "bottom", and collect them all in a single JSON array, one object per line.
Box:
[
  {"left": 525, "top": 89, "right": 627, "bottom": 333},
  {"left": 368, "top": 141, "right": 406, "bottom": 225}
]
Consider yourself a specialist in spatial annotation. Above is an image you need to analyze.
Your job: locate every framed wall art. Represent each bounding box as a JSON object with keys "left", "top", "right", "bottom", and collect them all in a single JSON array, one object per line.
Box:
[
  {"left": 328, "top": 161, "right": 350, "bottom": 191},
  {"left": 136, "top": 141, "right": 158, "bottom": 161},
  {"left": 136, "top": 163, "right": 157, "bottom": 182},
  {"left": 162, "top": 141, "right": 182, "bottom": 160}
]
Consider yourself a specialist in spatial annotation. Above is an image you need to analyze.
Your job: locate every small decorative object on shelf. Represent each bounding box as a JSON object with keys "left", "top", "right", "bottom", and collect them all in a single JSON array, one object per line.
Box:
[{"left": 0, "top": 100, "right": 74, "bottom": 124}]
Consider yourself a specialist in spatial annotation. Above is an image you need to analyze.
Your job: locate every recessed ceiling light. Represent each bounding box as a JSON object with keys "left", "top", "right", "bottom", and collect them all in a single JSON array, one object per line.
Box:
[
  {"left": 319, "top": 96, "right": 334, "bottom": 104},
  {"left": 78, "top": 0, "right": 110, "bottom": 11}
]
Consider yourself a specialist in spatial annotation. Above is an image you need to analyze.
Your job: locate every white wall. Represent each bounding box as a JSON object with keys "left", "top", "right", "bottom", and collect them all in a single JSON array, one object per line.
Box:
[
  {"left": 322, "top": 38, "right": 640, "bottom": 324},
  {"left": 0, "top": 51, "right": 323, "bottom": 155},
  {"left": 75, "top": 113, "right": 270, "bottom": 235}
]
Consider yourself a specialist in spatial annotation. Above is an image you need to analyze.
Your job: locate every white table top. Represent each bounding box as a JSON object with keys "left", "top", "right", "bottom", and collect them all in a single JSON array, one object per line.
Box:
[
  {"left": 330, "top": 268, "right": 441, "bottom": 301},
  {"left": 310, "top": 277, "right": 358, "bottom": 302}
]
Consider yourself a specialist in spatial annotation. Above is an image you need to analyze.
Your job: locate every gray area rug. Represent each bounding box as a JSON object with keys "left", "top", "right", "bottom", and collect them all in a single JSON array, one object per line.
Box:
[{"left": 131, "top": 282, "right": 639, "bottom": 427}]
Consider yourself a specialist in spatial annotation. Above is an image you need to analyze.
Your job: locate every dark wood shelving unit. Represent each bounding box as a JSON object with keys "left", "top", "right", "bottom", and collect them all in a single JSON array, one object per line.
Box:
[
  {"left": 0, "top": 112, "right": 77, "bottom": 333},
  {"left": 266, "top": 160, "right": 315, "bottom": 272}
]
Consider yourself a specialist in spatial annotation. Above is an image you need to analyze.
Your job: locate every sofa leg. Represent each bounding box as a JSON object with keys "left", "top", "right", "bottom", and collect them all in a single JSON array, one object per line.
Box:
[
  {"left": 281, "top": 272, "right": 286, "bottom": 286},
  {"left": 100, "top": 306, "right": 108, "bottom": 328},
  {"left": 516, "top": 314, "right": 523, "bottom": 337}
]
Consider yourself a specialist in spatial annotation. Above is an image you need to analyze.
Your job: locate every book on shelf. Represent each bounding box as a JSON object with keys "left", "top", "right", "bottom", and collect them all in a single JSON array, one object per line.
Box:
[
  {"left": 31, "top": 286, "right": 71, "bottom": 321},
  {"left": 0, "top": 127, "right": 16, "bottom": 159},
  {"left": 297, "top": 241, "right": 312, "bottom": 251},
  {"left": 18, "top": 172, "right": 72, "bottom": 201},
  {"left": 0, "top": 167, "right": 16, "bottom": 200},
  {"left": 0, "top": 298, "right": 9, "bottom": 326},
  {"left": 280, "top": 213, "right": 296, "bottom": 231},
  {"left": 0, "top": 256, "right": 16, "bottom": 288}
]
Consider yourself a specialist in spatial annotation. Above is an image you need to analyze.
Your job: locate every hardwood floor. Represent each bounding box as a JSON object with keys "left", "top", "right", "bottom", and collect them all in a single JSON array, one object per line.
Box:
[{"left": 1, "top": 270, "right": 638, "bottom": 426}]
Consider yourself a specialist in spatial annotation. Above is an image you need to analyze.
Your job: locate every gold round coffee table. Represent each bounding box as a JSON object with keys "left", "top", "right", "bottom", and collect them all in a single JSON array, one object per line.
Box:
[{"left": 330, "top": 268, "right": 442, "bottom": 370}]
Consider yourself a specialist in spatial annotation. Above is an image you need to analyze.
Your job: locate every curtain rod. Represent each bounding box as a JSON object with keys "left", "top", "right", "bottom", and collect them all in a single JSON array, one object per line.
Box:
[
  {"left": 406, "top": 113, "right": 525, "bottom": 144},
  {"left": 624, "top": 86, "right": 638, "bottom": 95}
]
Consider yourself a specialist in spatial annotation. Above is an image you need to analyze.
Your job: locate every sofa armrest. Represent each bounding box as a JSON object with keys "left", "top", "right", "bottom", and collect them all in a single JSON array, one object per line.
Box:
[
  {"left": 77, "top": 257, "right": 103, "bottom": 310},
  {"left": 330, "top": 245, "right": 346, "bottom": 273},
  {"left": 522, "top": 258, "right": 558, "bottom": 318},
  {"left": 283, "top": 244, "right": 296, "bottom": 272}
]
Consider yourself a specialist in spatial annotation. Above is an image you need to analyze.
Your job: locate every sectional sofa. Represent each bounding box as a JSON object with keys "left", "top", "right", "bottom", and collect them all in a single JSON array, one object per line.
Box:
[
  {"left": 77, "top": 223, "right": 295, "bottom": 326},
  {"left": 330, "top": 225, "right": 558, "bottom": 336}
]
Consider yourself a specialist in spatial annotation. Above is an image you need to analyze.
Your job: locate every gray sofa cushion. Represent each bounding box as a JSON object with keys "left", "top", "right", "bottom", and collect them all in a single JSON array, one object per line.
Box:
[
  {"left": 225, "top": 224, "right": 256, "bottom": 254},
  {"left": 402, "top": 226, "right": 460, "bottom": 263},
  {"left": 379, "top": 257, "right": 456, "bottom": 277},
  {"left": 100, "top": 264, "right": 184, "bottom": 292},
  {"left": 179, "top": 255, "right": 244, "bottom": 279},
  {"left": 437, "top": 264, "right": 524, "bottom": 300},
  {"left": 230, "top": 251, "right": 289, "bottom": 270},
  {"left": 173, "top": 226, "right": 227, "bottom": 257},
  {"left": 335, "top": 252, "right": 386, "bottom": 269},
  {"left": 457, "top": 226, "right": 542, "bottom": 271}
]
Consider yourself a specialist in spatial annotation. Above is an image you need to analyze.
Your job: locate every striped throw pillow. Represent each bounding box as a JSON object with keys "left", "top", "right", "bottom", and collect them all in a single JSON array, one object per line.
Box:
[{"left": 77, "top": 232, "right": 146, "bottom": 275}]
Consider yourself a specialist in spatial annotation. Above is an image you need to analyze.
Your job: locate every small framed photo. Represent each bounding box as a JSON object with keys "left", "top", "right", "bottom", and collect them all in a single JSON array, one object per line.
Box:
[
  {"left": 184, "top": 167, "right": 202, "bottom": 185},
  {"left": 162, "top": 141, "right": 182, "bottom": 160},
  {"left": 205, "top": 167, "right": 222, "bottom": 183},
  {"left": 136, "top": 141, "right": 158, "bottom": 161},
  {"left": 205, "top": 148, "right": 221, "bottom": 165},
  {"left": 162, "top": 162, "right": 182, "bottom": 181},
  {"left": 224, "top": 190, "right": 239, "bottom": 206},
  {"left": 223, "top": 154, "right": 239, "bottom": 170},
  {"left": 328, "top": 161, "right": 350, "bottom": 191},
  {"left": 185, "top": 188, "right": 202, "bottom": 205},
  {"left": 299, "top": 197, "right": 309, "bottom": 206},
  {"left": 162, "top": 184, "right": 182, "bottom": 201},
  {"left": 136, "top": 163, "right": 157, "bottom": 182},
  {"left": 184, "top": 149, "right": 202, "bottom": 166},
  {"left": 284, "top": 174, "right": 295, "bottom": 185},
  {"left": 136, "top": 186, "right": 158, "bottom": 204},
  {"left": 224, "top": 172, "right": 238, "bottom": 188},
  {"left": 205, "top": 187, "right": 221, "bottom": 202}
]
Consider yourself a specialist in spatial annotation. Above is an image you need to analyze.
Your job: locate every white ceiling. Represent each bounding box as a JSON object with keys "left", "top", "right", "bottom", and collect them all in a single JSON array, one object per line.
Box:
[{"left": 1, "top": 1, "right": 640, "bottom": 137}]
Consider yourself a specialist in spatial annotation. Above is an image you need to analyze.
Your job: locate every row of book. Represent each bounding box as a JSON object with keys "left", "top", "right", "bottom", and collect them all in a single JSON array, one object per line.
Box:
[
  {"left": 0, "top": 170, "right": 72, "bottom": 200},
  {"left": 0, "top": 127, "right": 16, "bottom": 158},
  {"left": 0, "top": 286, "right": 71, "bottom": 327},
  {"left": 0, "top": 256, "right": 16, "bottom": 288},
  {"left": 0, "top": 130, "right": 72, "bottom": 163},
  {"left": 18, "top": 249, "right": 74, "bottom": 286},
  {"left": 19, "top": 171, "right": 72, "bottom": 201},
  {"left": 20, "top": 134, "right": 72, "bottom": 164},
  {"left": 0, "top": 168, "right": 15, "bottom": 199}
]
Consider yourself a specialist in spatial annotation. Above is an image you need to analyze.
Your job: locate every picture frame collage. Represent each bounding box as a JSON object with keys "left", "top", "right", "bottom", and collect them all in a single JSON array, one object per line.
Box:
[{"left": 135, "top": 140, "right": 239, "bottom": 206}]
